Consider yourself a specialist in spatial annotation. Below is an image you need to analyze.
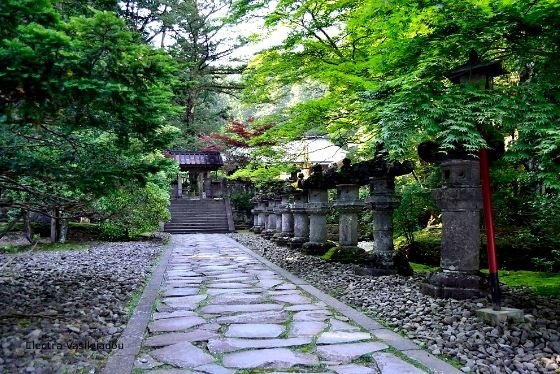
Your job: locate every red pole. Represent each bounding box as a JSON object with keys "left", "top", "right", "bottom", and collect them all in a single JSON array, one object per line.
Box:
[{"left": 479, "top": 148, "right": 501, "bottom": 310}]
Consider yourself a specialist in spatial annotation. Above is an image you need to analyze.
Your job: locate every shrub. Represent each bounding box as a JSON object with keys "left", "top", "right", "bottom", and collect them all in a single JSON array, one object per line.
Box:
[
  {"left": 393, "top": 182, "right": 436, "bottom": 243},
  {"left": 96, "top": 182, "right": 170, "bottom": 239},
  {"left": 229, "top": 191, "right": 253, "bottom": 214}
]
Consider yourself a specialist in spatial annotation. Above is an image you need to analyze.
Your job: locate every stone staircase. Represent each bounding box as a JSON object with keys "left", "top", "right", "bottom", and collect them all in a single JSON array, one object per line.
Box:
[{"left": 164, "top": 199, "right": 234, "bottom": 234}]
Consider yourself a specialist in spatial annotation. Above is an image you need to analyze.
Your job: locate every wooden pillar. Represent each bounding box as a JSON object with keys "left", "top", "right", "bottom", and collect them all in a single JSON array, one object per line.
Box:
[{"left": 177, "top": 173, "right": 183, "bottom": 198}]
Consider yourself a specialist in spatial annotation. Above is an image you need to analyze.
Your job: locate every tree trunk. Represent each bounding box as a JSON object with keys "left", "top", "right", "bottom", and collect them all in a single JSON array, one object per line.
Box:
[
  {"left": 50, "top": 208, "right": 58, "bottom": 243},
  {"left": 24, "top": 210, "right": 34, "bottom": 244},
  {"left": 59, "top": 213, "right": 68, "bottom": 244},
  {"left": 185, "top": 89, "right": 197, "bottom": 127}
]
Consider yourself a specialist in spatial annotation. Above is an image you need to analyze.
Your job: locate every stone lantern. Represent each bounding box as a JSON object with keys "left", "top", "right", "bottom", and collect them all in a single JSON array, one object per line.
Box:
[
  {"left": 290, "top": 173, "right": 310, "bottom": 249},
  {"left": 272, "top": 195, "right": 284, "bottom": 242},
  {"left": 353, "top": 145, "right": 413, "bottom": 274},
  {"left": 332, "top": 159, "right": 364, "bottom": 250},
  {"left": 262, "top": 190, "right": 278, "bottom": 239},
  {"left": 250, "top": 196, "right": 262, "bottom": 233},
  {"left": 276, "top": 178, "right": 297, "bottom": 246},
  {"left": 418, "top": 143, "right": 485, "bottom": 298},
  {"left": 256, "top": 195, "right": 268, "bottom": 234},
  {"left": 417, "top": 50, "right": 509, "bottom": 301},
  {"left": 302, "top": 164, "right": 334, "bottom": 255},
  {"left": 423, "top": 51, "right": 523, "bottom": 321}
]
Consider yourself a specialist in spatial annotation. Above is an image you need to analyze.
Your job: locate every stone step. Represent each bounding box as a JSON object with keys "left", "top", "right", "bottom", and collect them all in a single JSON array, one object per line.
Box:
[
  {"left": 168, "top": 218, "right": 228, "bottom": 222},
  {"left": 164, "top": 229, "right": 230, "bottom": 233},
  {"left": 167, "top": 198, "right": 232, "bottom": 233},
  {"left": 170, "top": 210, "right": 225, "bottom": 216},
  {"left": 167, "top": 223, "right": 229, "bottom": 227},
  {"left": 165, "top": 224, "right": 229, "bottom": 228}
]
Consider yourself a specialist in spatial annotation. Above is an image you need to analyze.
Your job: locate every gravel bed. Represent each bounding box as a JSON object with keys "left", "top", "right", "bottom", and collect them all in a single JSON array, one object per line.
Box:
[
  {"left": 230, "top": 233, "right": 560, "bottom": 374},
  {"left": 0, "top": 240, "right": 164, "bottom": 373}
]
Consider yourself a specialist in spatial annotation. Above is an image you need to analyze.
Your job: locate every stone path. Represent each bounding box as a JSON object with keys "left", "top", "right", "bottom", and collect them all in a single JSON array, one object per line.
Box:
[{"left": 117, "top": 234, "right": 461, "bottom": 373}]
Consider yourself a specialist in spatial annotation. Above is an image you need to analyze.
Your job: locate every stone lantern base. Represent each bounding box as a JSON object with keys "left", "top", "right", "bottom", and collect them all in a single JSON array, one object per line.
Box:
[
  {"left": 302, "top": 242, "right": 330, "bottom": 256},
  {"left": 357, "top": 250, "right": 413, "bottom": 277},
  {"left": 276, "top": 233, "right": 293, "bottom": 246},
  {"left": 421, "top": 271, "right": 486, "bottom": 299},
  {"left": 324, "top": 246, "right": 366, "bottom": 264},
  {"left": 290, "top": 236, "right": 307, "bottom": 249}
]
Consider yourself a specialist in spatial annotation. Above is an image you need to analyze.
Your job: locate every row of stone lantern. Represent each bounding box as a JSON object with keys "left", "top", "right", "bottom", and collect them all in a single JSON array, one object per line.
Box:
[{"left": 250, "top": 147, "right": 414, "bottom": 274}]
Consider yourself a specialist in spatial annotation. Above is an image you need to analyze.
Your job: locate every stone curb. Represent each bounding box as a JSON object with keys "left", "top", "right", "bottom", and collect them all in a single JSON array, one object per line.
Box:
[
  {"left": 223, "top": 235, "right": 462, "bottom": 374},
  {"left": 102, "top": 240, "right": 174, "bottom": 374}
]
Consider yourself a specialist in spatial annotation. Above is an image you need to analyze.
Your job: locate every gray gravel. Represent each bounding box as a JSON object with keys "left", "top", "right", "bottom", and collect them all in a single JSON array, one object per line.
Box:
[
  {"left": 0, "top": 240, "right": 164, "bottom": 373},
  {"left": 229, "top": 232, "right": 560, "bottom": 374}
]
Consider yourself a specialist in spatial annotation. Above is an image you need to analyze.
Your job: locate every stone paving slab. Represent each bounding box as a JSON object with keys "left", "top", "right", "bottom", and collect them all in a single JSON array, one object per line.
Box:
[
  {"left": 329, "top": 318, "right": 361, "bottom": 332},
  {"left": 207, "top": 337, "right": 313, "bottom": 353},
  {"left": 121, "top": 234, "right": 462, "bottom": 374},
  {"left": 317, "top": 331, "right": 372, "bottom": 344},
  {"left": 148, "top": 316, "right": 206, "bottom": 333},
  {"left": 288, "top": 321, "right": 327, "bottom": 337},
  {"left": 216, "top": 310, "right": 290, "bottom": 324},
  {"left": 152, "top": 310, "right": 197, "bottom": 320},
  {"left": 329, "top": 363, "right": 380, "bottom": 374},
  {"left": 316, "top": 341, "right": 390, "bottom": 363},
  {"left": 149, "top": 341, "right": 215, "bottom": 368},
  {"left": 224, "top": 323, "right": 284, "bottom": 338},
  {"left": 221, "top": 348, "right": 319, "bottom": 369},
  {"left": 200, "top": 303, "right": 284, "bottom": 314},
  {"left": 143, "top": 330, "right": 218, "bottom": 347},
  {"left": 163, "top": 287, "right": 200, "bottom": 297},
  {"left": 209, "top": 292, "right": 265, "bottom": 305},
  {"left": 162, "top": 295, "right": 207, "bottom": 310},
  {"left": 373, "top": 352, "right": 427, "bottom": 373}
]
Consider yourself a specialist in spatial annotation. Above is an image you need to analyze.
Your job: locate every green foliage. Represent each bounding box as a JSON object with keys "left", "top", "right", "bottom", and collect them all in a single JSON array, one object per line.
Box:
[
  {"left": 393, "top": 177, "right": 437, "bottom": 243},
  {"left": 0, "top": 2, "right": 180, "bottom": 221},
  {"left": 97, "top": 182, "right": 170, "bottom": 239},
  {"left": 397, "top": 228, "right": 442, "bottom": 267},
  {"left": 532, "top": 251, "right": 560, "bottom": 273},
  {"left": 228, "top": 191, "right": 253, "bottom": 214}
]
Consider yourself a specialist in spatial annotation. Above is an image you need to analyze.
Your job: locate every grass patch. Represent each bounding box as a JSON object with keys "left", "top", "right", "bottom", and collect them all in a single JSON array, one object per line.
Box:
[
  {"left": 1, "top": 241, "right": 93, "bottom": 254},
  {"left": 410, "top": 262, "right": 439, "bottom": 273},
  {"left": 125, "top": 287, "right": 145, "bottom": 319},
  {"left": 411, "top": 262, "right": 560, "bottom": 296},
  {"left": 481, "top": 269, "right": 560, "bottom": 297}
]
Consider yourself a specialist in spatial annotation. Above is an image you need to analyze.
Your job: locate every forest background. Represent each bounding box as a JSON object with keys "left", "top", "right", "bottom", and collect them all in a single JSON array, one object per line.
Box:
[{"left": 1, "top": 0, "right": 559, "bottom": 272}]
